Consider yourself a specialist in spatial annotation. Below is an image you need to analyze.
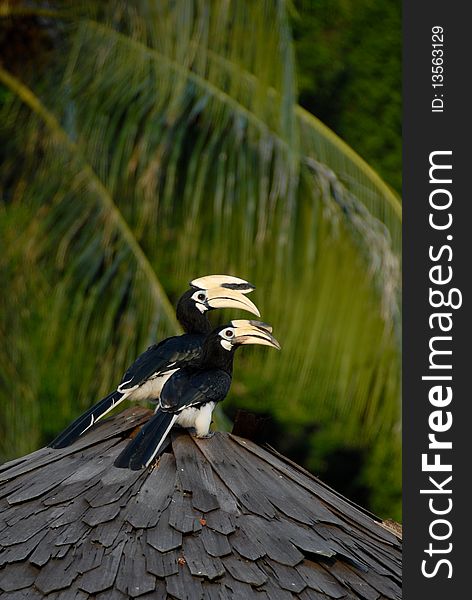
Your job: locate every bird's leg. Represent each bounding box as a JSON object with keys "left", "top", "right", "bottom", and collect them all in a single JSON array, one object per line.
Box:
[{"left": 193, "top": 403, "right": 215, "bottom": 439}]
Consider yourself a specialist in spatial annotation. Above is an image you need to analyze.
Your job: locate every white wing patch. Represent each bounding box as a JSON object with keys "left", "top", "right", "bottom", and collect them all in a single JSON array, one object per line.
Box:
[{"left": 117, "top": 378, "right": 133, "bottom": 391}]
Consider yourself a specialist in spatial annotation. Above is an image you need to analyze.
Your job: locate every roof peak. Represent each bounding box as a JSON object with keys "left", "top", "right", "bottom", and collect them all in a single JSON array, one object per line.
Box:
[{"left": 0, "top": 408, "right": 401, "bottom": 599}]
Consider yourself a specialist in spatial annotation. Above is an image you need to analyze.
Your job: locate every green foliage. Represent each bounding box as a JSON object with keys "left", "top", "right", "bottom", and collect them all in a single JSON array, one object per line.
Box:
[{"left": 0, "top": 0, "right": 401, "bottom": 518}]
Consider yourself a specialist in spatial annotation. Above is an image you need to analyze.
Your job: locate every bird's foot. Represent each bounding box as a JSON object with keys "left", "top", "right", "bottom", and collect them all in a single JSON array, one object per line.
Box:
[
  {"left": 194, "top": 431, "right": 214, "bottom": 440},
  {"left": 149, "top": 457, "right": 160, "bottom": 471}
]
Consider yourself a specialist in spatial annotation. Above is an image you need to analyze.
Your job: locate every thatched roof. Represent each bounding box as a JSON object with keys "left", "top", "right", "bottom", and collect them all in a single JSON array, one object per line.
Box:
[{"left": 0, "top": 408, "right": 401, "bottom": 599}]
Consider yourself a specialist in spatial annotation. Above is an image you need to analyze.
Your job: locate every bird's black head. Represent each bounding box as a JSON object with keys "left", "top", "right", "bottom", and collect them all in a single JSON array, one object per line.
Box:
[
  {"left": 176, "top": 275, "right": 261, "bottom": 334},
  {"left": 201, "top": 320, "right": 281, "bottom": 371}
]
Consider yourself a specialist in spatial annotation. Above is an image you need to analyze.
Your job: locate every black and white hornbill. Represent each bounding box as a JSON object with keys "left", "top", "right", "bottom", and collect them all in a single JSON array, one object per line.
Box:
[
  {"left": 49, "top": 275, "right": 261, "bottom": 449},
  {"left": 114, "top": 320, "right": 281, "bottom": 470}
]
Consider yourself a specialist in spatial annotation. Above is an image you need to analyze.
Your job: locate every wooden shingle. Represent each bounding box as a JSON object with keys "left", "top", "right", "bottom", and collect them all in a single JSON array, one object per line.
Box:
[{"left": 0, "top": 408, "right": 401, "bottom": 598}]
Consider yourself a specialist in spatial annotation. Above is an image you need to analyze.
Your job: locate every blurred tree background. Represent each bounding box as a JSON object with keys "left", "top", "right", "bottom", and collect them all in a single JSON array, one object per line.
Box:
[
  {"left": 0, "top": 1, "right": 401, "bottom": 520},
  {"left": 293, "top": 0, "right": 401, "bottom": 193}
]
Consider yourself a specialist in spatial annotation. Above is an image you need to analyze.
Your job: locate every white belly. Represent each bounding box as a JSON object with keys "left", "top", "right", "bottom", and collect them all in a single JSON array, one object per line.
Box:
[
  {"left": 176, "top": 402, "right": 216, "bottom": 437},
  {"left": 126, "top": 369, "right": 178, "bottom": 402}
]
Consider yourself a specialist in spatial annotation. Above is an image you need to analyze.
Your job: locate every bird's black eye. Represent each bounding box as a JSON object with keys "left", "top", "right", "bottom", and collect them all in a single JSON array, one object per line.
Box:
[
  {"left": 197, "top": 293, "right": 205, "bottom": 301},
  {"left": 225, "top": 329, "right": 234, "bottom": 338}
]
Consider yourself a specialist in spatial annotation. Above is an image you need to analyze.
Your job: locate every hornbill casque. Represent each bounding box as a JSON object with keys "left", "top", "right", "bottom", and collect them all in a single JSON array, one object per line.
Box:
[
  {"left": 49, "top": 275, "right": 261, "bottom": 449},
  {"left": 114, "top": 320, "right": 281, "bottom": 470}
]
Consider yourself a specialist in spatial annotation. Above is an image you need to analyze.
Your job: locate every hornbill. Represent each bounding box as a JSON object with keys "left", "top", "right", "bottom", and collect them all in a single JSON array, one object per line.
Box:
[
  {"left": 114, "top": 320, "right": 281, "bottom": 470},
  {"left": 49, "top": 275, "right": 261, "bottom": 449}
]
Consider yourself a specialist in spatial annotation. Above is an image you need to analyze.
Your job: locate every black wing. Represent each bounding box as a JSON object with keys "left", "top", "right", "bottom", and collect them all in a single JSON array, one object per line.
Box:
[
  {"left": 160, "top": 367, "right": 232, "bottom": 412},
  {"left": 117, "top": 333, "right": 204, "bottom": 392}
]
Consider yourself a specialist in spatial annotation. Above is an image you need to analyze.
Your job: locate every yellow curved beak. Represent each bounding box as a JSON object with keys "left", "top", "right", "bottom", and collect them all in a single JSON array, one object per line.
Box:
[
  {"left": 231, "top": 320, "right": 281, "bottom": 350},
  {"left": 206, "top": 288, "right": 261, "bottom": 317}
]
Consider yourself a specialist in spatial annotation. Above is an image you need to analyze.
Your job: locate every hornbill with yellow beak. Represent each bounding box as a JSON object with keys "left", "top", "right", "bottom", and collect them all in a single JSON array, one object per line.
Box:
[
  {"left": 114, "top": 320, "right": 281, "bottom": 470},
  {"left": 49, "top": 276, "right": 260, "bottom": 449}
]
